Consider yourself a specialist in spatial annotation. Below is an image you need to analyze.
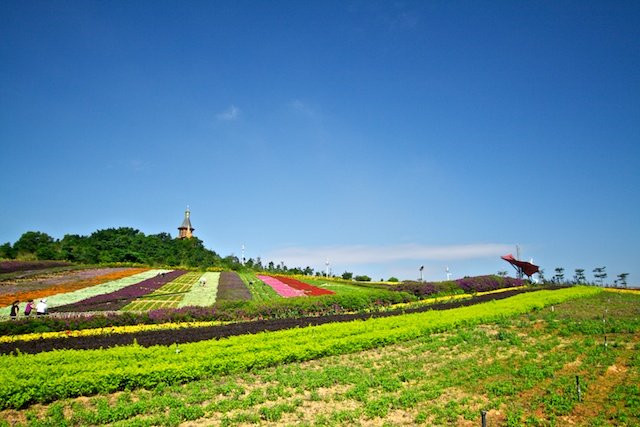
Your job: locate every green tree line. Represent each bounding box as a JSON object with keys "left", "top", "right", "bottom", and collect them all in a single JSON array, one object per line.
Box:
[{"left": 0, "top": 228, "right": 227, "bottom": 269}]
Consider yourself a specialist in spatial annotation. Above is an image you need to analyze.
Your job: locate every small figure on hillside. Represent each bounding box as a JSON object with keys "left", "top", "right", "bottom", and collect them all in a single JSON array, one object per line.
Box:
[
  {"left": 24, "top": 300, "right": 34, "bottom": 317},
  {"left": 10, "top": 300, "right": 19, "bottom": 319},
  {"left": 36, "top": 299, "right": 48, "bottom": 316}
]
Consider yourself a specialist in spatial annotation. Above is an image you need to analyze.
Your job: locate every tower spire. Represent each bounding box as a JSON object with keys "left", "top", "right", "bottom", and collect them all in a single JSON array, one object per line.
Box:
[{"left": 177, "top": 206, "right": 195, "bottom": 239}]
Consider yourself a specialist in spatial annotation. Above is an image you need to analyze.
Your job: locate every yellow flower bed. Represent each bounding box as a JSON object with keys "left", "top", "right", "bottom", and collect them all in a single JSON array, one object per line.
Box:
[
  {"left": 381, "top": 285, "right": 526, "bottom": 311},
  {"left": 603, "top": 288, "right": 640, "bottom": 295},
  {"left": 1, "top": 320, "right": 228, "bottom": 343}
]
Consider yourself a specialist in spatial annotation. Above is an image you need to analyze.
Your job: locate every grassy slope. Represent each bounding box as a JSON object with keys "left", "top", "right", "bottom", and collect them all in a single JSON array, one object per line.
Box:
[
  {"left": 0, "top": 288, "right": 603, "bottom": 408},
  {"left": 2, "top": 289, "right": 637, "bottom": 426}
]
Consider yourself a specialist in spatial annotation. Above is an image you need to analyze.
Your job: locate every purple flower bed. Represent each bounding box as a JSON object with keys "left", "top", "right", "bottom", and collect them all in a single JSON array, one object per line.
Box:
[
  {"left": 394, "top": 282, "right": 439, "bottom": 297},
  {"left": 394, "top": 275, "right": 525, "bottom": 298},
  {"left": 0, "top": 261, "right": 71, "bottom": 275},
  {"left": 456, "top": 275, "right": 524, "bottom": 293},
  {"left": 52, "top": 270, "right": 187, "bottom": 312},
  {"left": 216, "top": 272, "right": 252, "bottom": 301}
]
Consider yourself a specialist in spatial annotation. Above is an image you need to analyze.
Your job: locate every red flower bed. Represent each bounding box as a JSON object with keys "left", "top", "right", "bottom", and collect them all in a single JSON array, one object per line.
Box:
[{"left": 273, "top": 276, "right": 335, "bottom": 296}]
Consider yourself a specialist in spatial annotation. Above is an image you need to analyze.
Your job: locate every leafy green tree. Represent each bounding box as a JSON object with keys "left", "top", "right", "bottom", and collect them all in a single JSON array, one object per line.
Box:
[
  {"left": 342, "top": 271, "right": 353, "bottom": 280},
  {"left": 13, "top": 231, "right": 56, "bottom": 256},
  {"left": 388, "top": 277, "right": 399, "bottom": 282},
  {"left": 616, "top": 273, "right": 629, "bottom": 288},
  {"left": 553, "top": 267, "right": 565, "bottom": 283},
  {"left": 0, "top": 242, "right": 16, "bottom": 259},
  {"left": 354, "top": 275, "right": 371, "bottom": 282},
  {"left": 573, "top": 268, "right": 586, "bottom": 284},
  {"left": 593, "top": 266, "right": 607, "bottom": 286},
  {"left": 497, "top": 271, "right": 508, "bottom": 278}
]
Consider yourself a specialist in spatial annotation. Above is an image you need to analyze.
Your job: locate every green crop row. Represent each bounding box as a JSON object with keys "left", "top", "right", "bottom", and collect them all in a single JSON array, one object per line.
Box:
[
  {"left": 236, "top": 272, "right": 280, "bottom": 301},
  {"left": 0, "top": 286, "right": 601, "bottom": 409}
]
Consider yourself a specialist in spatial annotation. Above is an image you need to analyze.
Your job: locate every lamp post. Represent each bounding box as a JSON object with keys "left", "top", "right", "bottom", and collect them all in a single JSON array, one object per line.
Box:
[{"left": 419, "top": 265, "right": 424, "bottom": 282}]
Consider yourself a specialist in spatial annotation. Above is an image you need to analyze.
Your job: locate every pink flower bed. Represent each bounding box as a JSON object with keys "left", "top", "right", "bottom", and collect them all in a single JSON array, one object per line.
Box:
[{"left": 256, "top": 275, "right": 306, "bottom": 298}]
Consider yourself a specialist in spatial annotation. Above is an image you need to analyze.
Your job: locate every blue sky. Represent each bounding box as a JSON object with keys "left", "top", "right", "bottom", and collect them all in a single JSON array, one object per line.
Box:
[{"left": 1, "top": 1, "right": 638, "bottom": 284}]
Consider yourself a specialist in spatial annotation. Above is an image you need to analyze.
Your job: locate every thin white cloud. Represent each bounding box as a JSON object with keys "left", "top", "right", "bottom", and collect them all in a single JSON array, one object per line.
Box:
[
  {"left": 289, "top": 99, "right": 319, "bottom": 119},
  {"left": 265, "top": 243, "right": 512, "bottom": 267},
  {"left": 216, "top": 105, "right": 240, "bottom": 121}
]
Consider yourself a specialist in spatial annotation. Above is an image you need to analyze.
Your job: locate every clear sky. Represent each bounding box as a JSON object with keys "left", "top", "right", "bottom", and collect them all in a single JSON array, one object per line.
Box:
[{"left": 1, "top": 1, "right": 638, "bottom": 284}]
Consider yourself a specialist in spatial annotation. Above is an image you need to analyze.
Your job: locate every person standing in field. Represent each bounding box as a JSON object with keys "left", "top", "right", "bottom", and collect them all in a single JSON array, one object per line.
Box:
[
  {"left": 10, "top": 300, "right": 19, "bottom": 319},
  {"left": 36, "top": 299, "right": 48, "bottom": 315},
  {"left": 24, "top": 300, "right": 34, "bottom": 316}
]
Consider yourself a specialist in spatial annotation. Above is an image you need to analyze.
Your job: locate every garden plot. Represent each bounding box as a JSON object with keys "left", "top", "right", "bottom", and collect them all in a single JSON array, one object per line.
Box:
[
  {"left": 52, "top": 270, "right": 184, "bottom": 312},
  {"left": 178, "top": 272, "right": 220, "bottom": 307},
  {"left": 237, "top": 272, "right": 280, "bottom": 301},
  {"left": 257, "top": 275, "right": 306, "bottom": 298},
  {"left": 1, "top": 269, "right": 161, "bottom": 316},
  {"left": 121, "top": 272, "right": 201, "bottom": 311}
]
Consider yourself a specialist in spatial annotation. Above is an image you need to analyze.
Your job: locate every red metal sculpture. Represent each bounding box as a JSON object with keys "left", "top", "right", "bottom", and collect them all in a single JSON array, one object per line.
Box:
[{"left": 501, "top": 254, "right": 540, "bottom": 278}]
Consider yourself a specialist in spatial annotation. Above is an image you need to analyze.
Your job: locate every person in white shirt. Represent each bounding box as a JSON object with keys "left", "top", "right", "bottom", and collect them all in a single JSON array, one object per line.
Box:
[{"left": 36, "top": 299, "right": 48, "bottom": 315}]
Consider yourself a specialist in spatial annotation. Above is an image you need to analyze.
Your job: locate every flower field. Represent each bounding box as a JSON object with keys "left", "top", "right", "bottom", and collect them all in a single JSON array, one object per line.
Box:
[
  {"left": 0, "top": 267, "right": 136, "bottom": 298},
  {"left": 0, "top": 260, "right": 71, "bottom": 275},
  {"left": 121, "top": 272, "right": 202, "bottom": 311},
  {"left": 257, "top": 275, "right": 306, "bottom": 297},
  {"left": 0, "top": 287, "right": 604, "bottom": 411},
  {"left": 1, "top": 284, "right": 638, "bottom": 426},
  {"left": 216, "top": 271, "right": 252, "bottom": 301},
  {"left": 12, "top": 269, "right": 166, "bottom": 314},
  {"left": 273, "top": 275, "right": 335, "bottom": 295},
  {"left": 237, "top": 272, "right": 280, "bottom": 301},
  {"left": 52, "top": 270, "right": 185, "bottom": 312},
  {"left": 0, "top": 268, "right": 150, "bottom": 315},
  {"left": 178, "top": 272, "right": 220, "bottom": 307}
]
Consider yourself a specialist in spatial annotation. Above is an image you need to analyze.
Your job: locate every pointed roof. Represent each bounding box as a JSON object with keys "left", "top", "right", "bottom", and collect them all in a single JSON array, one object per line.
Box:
[{"left": 178, "top": 207, "right": 194, "bottom": 231}]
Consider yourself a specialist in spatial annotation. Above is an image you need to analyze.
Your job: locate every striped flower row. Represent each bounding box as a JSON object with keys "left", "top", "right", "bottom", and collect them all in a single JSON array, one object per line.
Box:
[
  {"left": 53, "top": 270, "right": 186, "bottom": 312},
  {"left": 0, "top": 319, "right": 230, "bottom": 343},
  {"left": 257, "top": 275, "right": 306, "bottom": 298}
]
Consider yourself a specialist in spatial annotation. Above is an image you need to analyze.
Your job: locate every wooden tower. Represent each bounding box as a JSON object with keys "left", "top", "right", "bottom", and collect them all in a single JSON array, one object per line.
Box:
[{"left": 177, "top": 207, "right": 195, "bottom": 239}]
